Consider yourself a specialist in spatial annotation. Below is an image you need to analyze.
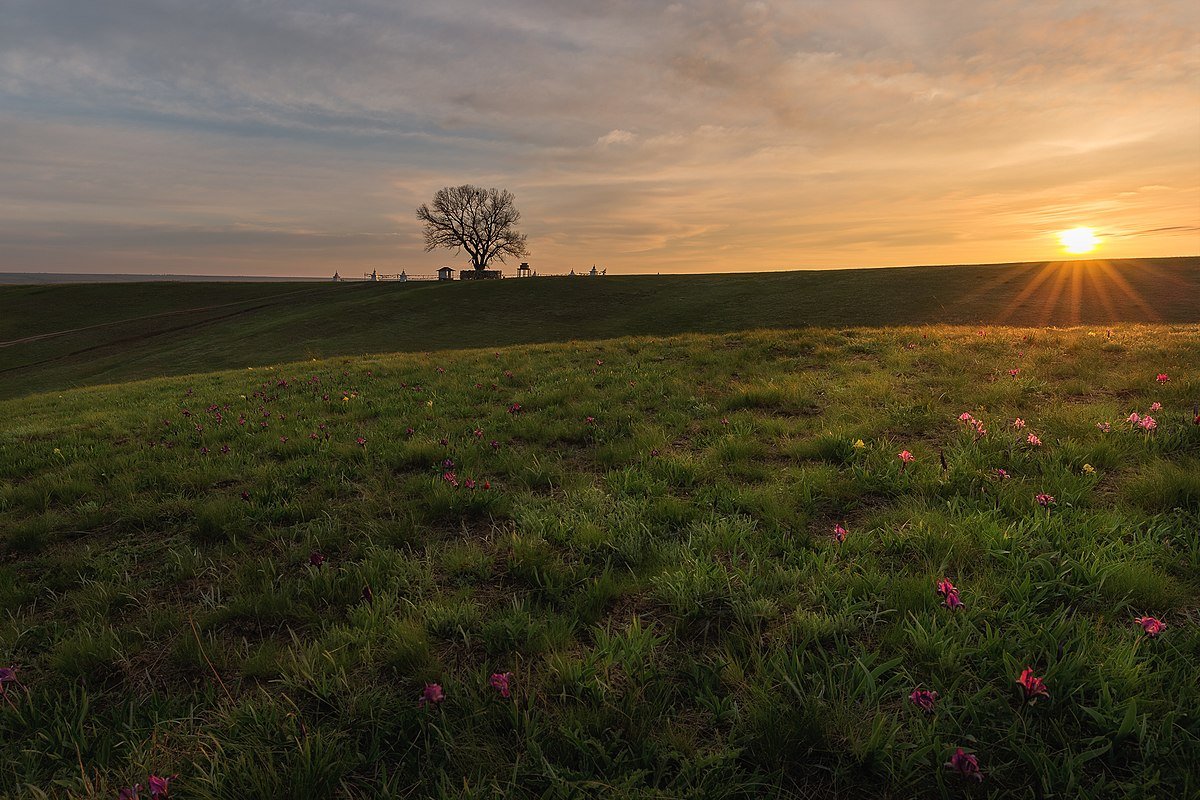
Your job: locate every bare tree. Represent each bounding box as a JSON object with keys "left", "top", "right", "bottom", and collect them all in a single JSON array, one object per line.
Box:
[{"left": 416, "top": 185, "right": 529, "bottom": 271}]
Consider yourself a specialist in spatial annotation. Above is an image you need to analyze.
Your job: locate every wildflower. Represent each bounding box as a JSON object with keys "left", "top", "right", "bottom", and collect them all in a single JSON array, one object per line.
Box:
[
  {"left": 419, "top": 683, "right": 445, "bottom": 707},
  {"left": 406, "top": 427, "right": 415, "bottom": 436},
  {"left": 959, "top": 412, "right": 973, "bottom": 422},
  {"left": 442, "top": 458, "right": 455, "bottom": 470},
  {"left": 1194, "top": 403, "right": 1199, "bottom": 425},
  {"left": 1149, "top": 402, "right": 1162, "bottom": 412},
  {"left": 483, "top": 480, "right": 491, "bottom": 490},
  {"left": 439, "top": 437, "right": 449, "bottom": 446},
  {"left": 442, "top": 471, "right": 459, "bottom": 487},
  {"left": 1008, "top": 368, "right": 1020, "bottom": 377},
  {"left": 898, "top": 450, "right": 915, "bottom": 464},
  {"left": 309, "top": 551, "right": 326, "bottom": 567},
  {"left": 0, "top": 666, "right": 19, "bottom": 696},
  {"left": 198, "top": 446, "right": 209, "bottom": 455},
  {"left": 833, "top": 523, "right": 848, "bottom": 543},
  {"left": 944, "top": 748, "right": 983, "bottom": 782},
  {"left": 1134, "top": 616, "right": 1166, "bottom": 637},
  {"left": 508, "top": 403, "right": 522, "bottom": 414},
  {"left": 585, "top": 416, "right": 595, "bottom": 424},
  {"left": 1026, "top": 433, "right": 1042, "bottom": 447},
  {"left": 721, "top": 418, "right": 729, "bottom": 426},
  {"left": 1035, "top": 492, "right": 1055, "bottom": 508},
  {"left": 943, "top": 591, "right": 964, "bottom": 610},
  {"left": 1126, "top": 412, "right": 1140, "bottom": 424},
  {"left": 490, "top": 440, "right": 500, "bottom": 450},
  {"left": 1096, "top": 421, "right": 1111, "bottom": 433},
  {"left": 650, "top": 448, "right": 660, "bottom": 457},
  {"left": 1082, "top": 463, "right": 1095, "bottom": 474},
  {"left": 852, "top": 439, "right": 865, "bottom": 449},
  {"left": 147, "top": 775, "right": 176, "bottom": 798},
  {"left": 909, "top": 688, "right": 938, "bottom": 713},
  {"left": 118, "top": 786, "right": 142, "bottom": 800},
  {"left": 1011, "top": 418, "right": 1026, "bottom": 429},
  {"left": 504, "top": 370, "right": 514, "bottom": 379},
  {"left": 474, "top": 428, "right": 484, "bottom": 438},
  {"left": 994, "top": 468, "right": 1010, "bottom": 480},
  {"left": 490, "top": 671, "right": 514, "bottom": 698},
  {"left": 596, "top": 359, "right": 604, "bottom": 366},
  {"left": 356, "top": 436, "right": 367, "bottom": 447},
  {"left": 280, "top": 436, "right": 288, "bottom": 443},
  {"left": 935, "top": 579, "right": 957, "bottom": 598},
  {"left": 436, "top": 367, "right": 445, "bottom": 374},
  {"left": 310, "top": 432, "right": 319, "bottom": 440},
  {"left": 1016, "top": 668, "right": 1050, "bottom": 703},
  {"left": 1156, "top": 373, "right": 1169, "bottom": 383},
  {"left": 464, "top": 478, "right": 476, "bottom": 489},
  {"left": 1138, "top": 416, "right": 1157, "bottom": 431}
]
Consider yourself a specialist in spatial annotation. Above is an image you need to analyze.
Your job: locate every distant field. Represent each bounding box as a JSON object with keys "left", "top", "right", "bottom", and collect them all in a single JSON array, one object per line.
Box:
[
  {"left": 0, "top": 325, "right": 1197, "bottom": 797},
  {"left": 1, "top": 257, "right": 1197, "bottom": 400}
]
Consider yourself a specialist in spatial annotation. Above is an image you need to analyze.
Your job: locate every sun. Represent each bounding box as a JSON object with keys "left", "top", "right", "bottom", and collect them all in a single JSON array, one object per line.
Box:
[{"left": 1058, "top": 227, "right": 1100, "bottom": 255}]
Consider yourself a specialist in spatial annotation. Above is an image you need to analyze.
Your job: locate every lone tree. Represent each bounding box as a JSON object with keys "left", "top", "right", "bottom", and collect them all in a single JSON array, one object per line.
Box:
[{"left": 416, "top": 185, "right": 529, "bottom": 272}]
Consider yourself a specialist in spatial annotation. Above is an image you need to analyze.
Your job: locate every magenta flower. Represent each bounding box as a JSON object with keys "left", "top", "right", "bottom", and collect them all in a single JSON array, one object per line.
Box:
[
  {"left": 585, "top": 416, "right": 595, "bottom": 424},
  {"left": 909, "top": 688, "right": 938, "bottom": 713},
  {"left": 1126, "top": 412, "right": 1140, "bottom": 424},
  {"left": 1134, "top": 616, "right": 1167, "bottom": 637},
  {"left": 1138, "top": 416, "right": 1157, "bottom": 431},
  {"left": 1035, "top": 492, "right": 1055, "bottom": 508},
  {"left": 442, "top": 471, "right": 459, "bottom": 488},
  {"left": 508, "top": 403, "right": 522, "bottom": 414},
  {"left": 1149, "top": 402, "right": 1162, "bottom": 412},
  {"left": 490, "top": 671, "right": 514, "bottom": 698},
  {"left": 309, "top": 551, "right": 326, "bottom": 567},
  {"left": 943, "top": 591, "right": 964, "bottom": 610},
  {"left": 1156, "top": 373, "right": 1169, "bottom": 383},
  {"left": 419, "top": 683, "right": 445, "bottom": 708},
  {"left": 356, "top": 436, "right": 367, "bottom": 447},
  {"left": 994, "top": 468, "right": 1010, "bottom": 480},
  {"left": 958, "top": 412, "right": 973, "bottom": 422},
  {"left": 935, "top": 579, "right": 957, "bottom": 598},
  {"left": 1026, "top": 433, "right": 1042, "bottom": 447},
  {"left": 464, "top": 478, "right": 476, "bottom": 489},
  {"left": 721, "top": 417, "right": 729, "bottom": 426},
  {"left": 1008, "top": 368, "right": 1020, "bottom": 377},
  {"left": 118, "top": 786, "right": 142, "bottom": 800},
  {"left": 406, "top": 427, "right": 415, "bottom": 436},
  {"left": 147, "top": 775, "right": 176, "bottom": 798},
  {"left": 1016, "top": 668, "right": 1050, "bottom": 703},
  {"left": 944, "top": 748, "right": 983, "bottom": 781},
  {"left": 490, "top": 440, "right": 500, "bottom": 450},
  {"left": 474, "top": 428, "right": 484, "bottom": 438},
  {"left": 898, "top": 450, "right": 915, "bottom": 464},
  {"left": 832, "top": 523, "right": 848, "bottom": 543}
]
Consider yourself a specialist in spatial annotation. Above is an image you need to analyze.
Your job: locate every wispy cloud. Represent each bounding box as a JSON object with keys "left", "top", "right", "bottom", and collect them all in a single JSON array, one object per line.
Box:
[{"left": 1, "top": 0, "right": 1197, "bottom": 275}]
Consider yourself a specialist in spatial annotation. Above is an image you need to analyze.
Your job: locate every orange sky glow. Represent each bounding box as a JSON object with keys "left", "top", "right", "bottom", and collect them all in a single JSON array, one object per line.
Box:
[{"left": 0, "top": 1, "right": 1197, "bottom": 276}]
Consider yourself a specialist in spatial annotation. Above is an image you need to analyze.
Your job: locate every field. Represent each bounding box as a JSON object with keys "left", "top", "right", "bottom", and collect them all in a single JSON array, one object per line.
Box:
[
  {"left": 1, "top": 321, "right": 1198, "bottom": 798},
  {"left": 2, "top": 256, "right": 1198, "bottom": 401}
]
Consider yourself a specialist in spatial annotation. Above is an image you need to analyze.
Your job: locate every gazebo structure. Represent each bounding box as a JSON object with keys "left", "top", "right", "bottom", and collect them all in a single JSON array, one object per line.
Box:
[
  {"left": 517, "top": 262, "right": 532, "bottom": 278},
  {"left": 437, "top": 266, "right": 455, "bottom": 281}
]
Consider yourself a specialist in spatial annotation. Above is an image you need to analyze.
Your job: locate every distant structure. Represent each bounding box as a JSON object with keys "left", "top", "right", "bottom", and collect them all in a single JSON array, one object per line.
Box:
[
  {"left": 460, "top": 269, "right": 502, "bottom": 280},
  {"left": 398, "top": 270, "right": 408, "bottom": 282},
  {"left": 517, "top": 262, "right": 532, "bottom": 278},
  {"left": 437, "top": 266, "right": 455, "bottom": 281},
  {"left": 332, "top": 271, "right": 341, "bottom": 282},
  {"left": 370, "top": 268, "right": 379, "bottom": 282}
]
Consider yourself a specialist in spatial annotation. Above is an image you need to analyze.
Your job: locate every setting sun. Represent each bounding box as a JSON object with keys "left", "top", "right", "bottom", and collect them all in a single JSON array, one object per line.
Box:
[{"left": 1058, "top": 227, "right": 1100, "bottom": 254}]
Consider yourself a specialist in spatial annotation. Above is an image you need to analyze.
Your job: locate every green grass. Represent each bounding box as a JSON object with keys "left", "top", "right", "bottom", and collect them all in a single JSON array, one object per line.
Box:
[
  {"left": 0, "top": 324, "right": 1197, "bottom": 797},
  {"left": 1, "top": 256, "right": 1197, "bottom": 400}
]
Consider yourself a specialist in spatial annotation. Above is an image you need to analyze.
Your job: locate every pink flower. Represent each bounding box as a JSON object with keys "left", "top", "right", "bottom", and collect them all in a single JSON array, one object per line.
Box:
[
  {"left": 147, "top": 775, "right": 176, "bottom": 798},
  {"left": 832, "top": 523, "right": 848, "bottom": 543},
  {"left": 508, "top": 403, "right": 522, "bottom": 414},
  {"left": 1016, "top": 668, "right": 1050, "bottom": 703},
  {"left": 1035, "top": 492, "right": 1055, "bottom": 508},
  {"left": 419, "top": 683, "right": 445, "bottom": 707},
  {"left": 1096, "top": 422, "right": 1111, "bottom": 433},
  {"left": 464, "top": 478, "right": 476, "bottom": 490},
  {"left": 406, "top": 427, "right": 415, "bottom": 436},
  {"left": 1026, "top": 433, "right": 1042, "bottom": 447},
  {"left": 945, "top": 748, "right": 983, "bottom": 781},
  {"left": 119, "top": 786, "right": 142, "bottom": 800},
  {"left": 1156, "top": 373, "right": 1169, "bottom": 383},
  {"left": 1011, "top": 418, "right": 1026, "bottom": 429},
  {"left": 943, "top": 591, "right": 964, "bottom": 610},
  {"left": 309, "top": 551, "right": 326, "bottom": 567},
  {"left": 356, "top": 437, "right": 367, "bottom": 447},
  {"left": 958, "top": 412, "right": 973, "bottom": 422},
  {"left": 1126, "top": 412, "right": 1140, "bottom": 424},
  {"left": 442, "top": 471, "right": 459, "bottom": 488},
  {"left": 489, "top": 671, "right": 514, "bottom": 698},
  {"left": 909, "top": 688, "right": 938, "bottom": 713},
  {"left": 474, "top": 428, "right": 484, "bottom": 438},
  {"left": 585, "top": 416, "right": 595, "bottom": 424},
  {"left": 1008, "top": 368, "right": 1020, "bottom": 377},
  {"left": 935, "top": 579, "right": 957, "bottom": 598},
  {"left": 1149, "top": 402, "right": 1162, "bottom": 412},
  {"left": 1134, "top": 616, "right": 1166, "bottom": 637},
  {"left": 994, "top": 468, "right": 1010, "bottom": 480},
  {"left": 1138, "top": 416, "right": 1157, "bottom": 431},
  {"left": 898, "top": 450, "right": 915, "bottom": 464},
  {"left": 721, "top": 417, "right": 729, "bottom": 426}
]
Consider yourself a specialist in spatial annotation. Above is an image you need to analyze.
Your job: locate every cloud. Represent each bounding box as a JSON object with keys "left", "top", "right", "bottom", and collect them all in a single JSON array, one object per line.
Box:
[{"left": 0, "top": 0, "right": 1197, "bottom": 275}]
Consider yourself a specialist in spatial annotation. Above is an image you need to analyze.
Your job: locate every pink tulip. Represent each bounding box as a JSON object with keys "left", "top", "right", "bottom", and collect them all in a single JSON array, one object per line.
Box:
[
  {"left": 944, "top": 748, "right": 983, "bottom": 781},
  {"left": 1134, "top": 616, "right": 1166, "bottom": 637},
  {"left": 1016, "top": 668, "right": 1050, "bottom": 702}
]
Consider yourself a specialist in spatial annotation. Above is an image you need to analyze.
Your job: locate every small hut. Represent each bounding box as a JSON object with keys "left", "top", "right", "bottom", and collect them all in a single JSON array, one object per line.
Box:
[
  {"left": 517, "top": 262, "right": 532, "bottom": 278},
  {"left": 437, "top": 266, "right": 455, "bottom": 281}
]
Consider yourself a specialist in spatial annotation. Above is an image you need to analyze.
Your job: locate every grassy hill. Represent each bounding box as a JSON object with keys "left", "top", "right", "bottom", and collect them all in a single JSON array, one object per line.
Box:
[
  {"left": 1, "top": 256, "right": 1197, "bottom": 400},
  {"left": 1, "top": 324, "right": 1197, "bottom": 797}
]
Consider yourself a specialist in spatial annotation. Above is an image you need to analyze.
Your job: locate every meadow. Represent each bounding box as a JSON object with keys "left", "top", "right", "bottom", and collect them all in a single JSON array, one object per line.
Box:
[
  {"left": 2, "top": 256, "right": 1197, "bottom": 401},
  {"left": 0, "top": 323, "right": 1197, "bottom": 798}
]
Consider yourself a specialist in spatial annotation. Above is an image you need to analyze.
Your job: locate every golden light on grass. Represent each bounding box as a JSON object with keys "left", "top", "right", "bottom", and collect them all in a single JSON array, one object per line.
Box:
[{"left": 1058, "top": 227, "right": 1100, "bottom": 254}]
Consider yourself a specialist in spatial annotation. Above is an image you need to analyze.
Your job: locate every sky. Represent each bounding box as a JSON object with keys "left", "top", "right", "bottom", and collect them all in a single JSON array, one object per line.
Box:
[{"left": 1, "top": 0, "right": 1198, "bottom": 277}]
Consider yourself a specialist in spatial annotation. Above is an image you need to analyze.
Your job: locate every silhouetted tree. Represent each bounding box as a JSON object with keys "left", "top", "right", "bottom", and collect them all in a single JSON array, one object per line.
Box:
[{"left": 416, "top": 185, "right": 529, "bottom": 271}]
